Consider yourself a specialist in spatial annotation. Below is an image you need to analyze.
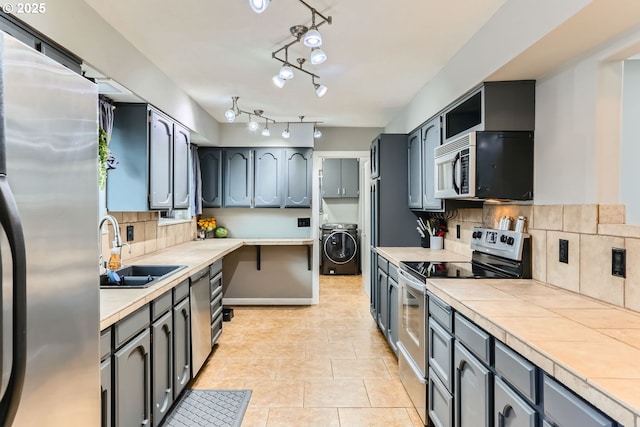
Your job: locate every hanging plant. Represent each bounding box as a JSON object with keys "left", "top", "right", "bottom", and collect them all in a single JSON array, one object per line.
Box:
[{"left": 98, "top": 125, "right": 109, "bottom": 190}]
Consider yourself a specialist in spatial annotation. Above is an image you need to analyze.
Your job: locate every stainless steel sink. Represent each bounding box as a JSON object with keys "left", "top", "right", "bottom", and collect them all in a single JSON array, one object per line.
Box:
[{"left": 100, "top": 265, "right": 187, "bottom": 289}]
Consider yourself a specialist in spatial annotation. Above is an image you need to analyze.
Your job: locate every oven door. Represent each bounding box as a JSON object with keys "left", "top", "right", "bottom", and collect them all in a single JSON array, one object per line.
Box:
[
  {"left": 398, "top": 268, "right": 426, "bottom": 370},
  {"left": 398, "top": 268, "right": 427, "bottom": 425}
]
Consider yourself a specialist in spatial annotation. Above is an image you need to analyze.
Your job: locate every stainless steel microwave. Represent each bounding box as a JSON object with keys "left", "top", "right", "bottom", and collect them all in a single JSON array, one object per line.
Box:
[{"left": 434, "top": 131, "right": 534, "bottom": 200}]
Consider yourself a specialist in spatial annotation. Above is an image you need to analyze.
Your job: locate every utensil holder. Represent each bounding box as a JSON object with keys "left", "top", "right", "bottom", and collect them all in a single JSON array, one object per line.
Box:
[
  {"left": 420, "top": 236, "right": 430, "bottom": 248},
  {"left": 430, "top": 236, "right": 444, "bottom": 251}
]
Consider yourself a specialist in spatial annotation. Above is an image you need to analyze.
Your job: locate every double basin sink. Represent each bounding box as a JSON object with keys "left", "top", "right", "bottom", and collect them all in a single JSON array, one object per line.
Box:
[{"left": 100, "top": 265, "right": 187, "bottom": 289}]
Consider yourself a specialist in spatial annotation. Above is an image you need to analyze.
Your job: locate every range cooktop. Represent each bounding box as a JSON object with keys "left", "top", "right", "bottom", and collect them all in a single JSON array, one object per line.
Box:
[{"left": 400, "top": 261, "right": 511, "bottom": 282}]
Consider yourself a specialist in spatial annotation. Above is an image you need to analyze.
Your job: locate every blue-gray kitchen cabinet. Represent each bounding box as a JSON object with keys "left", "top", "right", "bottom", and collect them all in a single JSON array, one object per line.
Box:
[
  {"left": 108, "top": 104, "right": 190, "bottom": 211},
  {"left": 100, "top": 328, "right": 112, "bottom": 427},
  {"left": 284, "top": 148, "right": 312, "bottom": 207},
  {"left": 198, "top": 148, "right": 223, "bottom": 208},
  {"left": 173, "top": 292, "right": 191, "bottom": 399},
  {"left": 387, "top": 265, "right": 399, "bottom": 355},
  {"left": 254, "top": 148, "right": 284, "bottom": 207},
  {"left": 454, "top": 340, "right": 492, "bottom": 427},
  {"left": 114, "top": 329, "right": 151, "bottom": 427},
  {"left": 322, "top": 158, "right": 359, "bottom": 199},
  {"left": 223, "top": 148, "right": 253, "bottom": 207},
  {"left": 543, "top": 375, "right": 614, "bottom": 427},
  {"left": 151, "top": 310, "right": 173, "bottom": 427},
  {"left": 407, "top": 128, "right": 422, "bottom": 209}
]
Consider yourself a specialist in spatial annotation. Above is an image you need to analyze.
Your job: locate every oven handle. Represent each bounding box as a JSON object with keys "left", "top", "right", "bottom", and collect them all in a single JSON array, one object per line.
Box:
[{"left": 399, "top": 269, "right": 426, "bottom": 294}]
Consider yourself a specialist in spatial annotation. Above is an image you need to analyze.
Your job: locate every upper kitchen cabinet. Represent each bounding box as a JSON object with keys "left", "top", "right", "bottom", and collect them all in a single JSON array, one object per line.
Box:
[
  {"left": 408, "top": 116, "right": 448, "bottom": 212},
  {"left": 198, "top": 148, "right": 223, "bottom": 208},
  {"left": 322, "top": 158, "right": 359, "bottom": 199},
  {"left": 254, "top": 148, "right": 284, "bottom": 207},
  {"left": 224, "top": 148, "right": 253, "bottom": 207},
  {"left": 107, "top": 104, "right": 190, "bottom": 212},
  {"left": 443, "top": 80, "right": 535, "bottom": 142},
  {"left": 201, "top": 146, "right": 312, "bottom": 208},
  {"left": 284, "top": 148, "right": 312, "bottom": 207}
]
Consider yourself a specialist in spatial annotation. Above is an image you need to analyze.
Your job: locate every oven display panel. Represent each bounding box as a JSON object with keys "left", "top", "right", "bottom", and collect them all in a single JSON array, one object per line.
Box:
[{"left": 485, "top": 231, "right": 498, "bottom": 244}]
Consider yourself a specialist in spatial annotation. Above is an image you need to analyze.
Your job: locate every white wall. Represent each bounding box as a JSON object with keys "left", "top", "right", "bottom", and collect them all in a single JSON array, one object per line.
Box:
[
  {"left": 203, "top": 208, "right": 312, "bottom": 238},
  {"left": 621, "top": 60, "right": 640, "bottom": 224},
  {"left": 20, "top": 1, "right": 220, "bottom": 144},
  {"left": 313, "top": 127, "right": 382, "bottom": 151}
]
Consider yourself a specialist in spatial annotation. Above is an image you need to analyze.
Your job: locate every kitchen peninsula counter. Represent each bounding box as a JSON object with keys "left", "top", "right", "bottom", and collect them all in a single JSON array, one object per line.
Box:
[{"left": 100, "top": 238, "right": 313, "bottom": 330}]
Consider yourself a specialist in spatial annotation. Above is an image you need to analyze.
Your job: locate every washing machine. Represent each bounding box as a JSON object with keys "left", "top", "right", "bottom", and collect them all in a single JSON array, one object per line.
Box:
[{"left": 321, "top": 223, "right": 360, "bottom": 275}]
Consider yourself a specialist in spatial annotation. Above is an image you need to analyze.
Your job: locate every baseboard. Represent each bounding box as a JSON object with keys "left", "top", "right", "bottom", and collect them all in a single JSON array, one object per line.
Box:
[{"left": 222, "top": 297, "right": 315, "bottom": 305}]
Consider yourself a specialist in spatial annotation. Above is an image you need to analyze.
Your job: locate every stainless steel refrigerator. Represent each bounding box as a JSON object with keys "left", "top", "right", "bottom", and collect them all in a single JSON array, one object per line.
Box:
[{"left": 0, "top": 32, "right": 100, "bottom": 425}]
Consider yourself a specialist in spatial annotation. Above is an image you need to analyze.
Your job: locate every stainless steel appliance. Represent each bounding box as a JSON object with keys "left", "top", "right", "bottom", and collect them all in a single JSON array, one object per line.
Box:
[
  {"left": 0, "top": 32, "right": 99, "bottom": 426},
  {"left": 321, "top": 223, "right": 359, "bottom": 275},
  {"left": 434, "top": 131, "right": 534, "bottom": 200},
  {"left": 397, "top": 227, "right": 531, "bottom": 426}
]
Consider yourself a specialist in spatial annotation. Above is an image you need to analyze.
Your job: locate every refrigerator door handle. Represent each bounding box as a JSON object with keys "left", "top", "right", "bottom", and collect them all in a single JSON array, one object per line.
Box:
[{"left": 0, "top": 175, "right": 27, "bottom": 426}]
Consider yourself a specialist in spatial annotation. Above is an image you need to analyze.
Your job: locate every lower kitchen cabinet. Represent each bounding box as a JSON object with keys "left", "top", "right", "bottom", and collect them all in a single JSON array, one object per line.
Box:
[
  {"left": 114, "top": 328, "right": 152, "bottom": 427},
  {"left": 100, "top": 358, "right": 112, "bottom": 427},
  {"left": 454, "top": 340, "right": 492, "bottom": 427},
  {"left": 369, "top": 248, "right": 378, "bottom": 320},
  {"left": 151, "top": 311, "right": 173, "bottom": 426},
  {"left": 387, "top": 271, "right": 399, "bottom": 354},
  {"left": 494, "top": 376, "right": 537, "bottom": 427},
  {"left": 429, "top": 367, "right": 454, "bottom": 427},
  {"left": 173, "top": 295, "right": 191, "bottom": 399},
  {"left": 543, "top": 375, "right": 614, "bottom": 427},
  {"left": 377, "top": 267, "right": 388, "bottom": 335}
]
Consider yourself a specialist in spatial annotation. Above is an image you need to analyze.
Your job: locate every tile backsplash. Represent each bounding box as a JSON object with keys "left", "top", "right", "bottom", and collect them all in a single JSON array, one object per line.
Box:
[
  {"left": 444, "top": 203, "right": 640, "bottom": 314},
  {"left": 100, "top": 212, "right": 196, "bottom": 264}
]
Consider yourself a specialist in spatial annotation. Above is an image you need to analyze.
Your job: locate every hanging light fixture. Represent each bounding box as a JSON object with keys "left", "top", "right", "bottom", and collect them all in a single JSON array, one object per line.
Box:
[
  {"left": 282, "top": 123, "right": 290, "bottom": 139},
  {"left": 303, "top": 11, "right": 322, "bottom": 47},
  {"left": 225, "top": 96, "right": 239, "bottom": 122},
  {"left": 310, "top": 47, "right": 327, "bottom": 65},
  {"left": 313, "top": 124, "right": 322, "bottom": 138},
  {"left": 272, "top": 75, "right": 286, "bottom": 88},
  {"left": 249, "top": 0, "right": 270, "bottom": 13},
  {"left": 248, "top": 114, "right": 259, "bottom": 131},
  {"left": 312, "top": 76, "right": 328, "bottom": 98},
  {"left": 267, "top": 1, "right": 332, "bottom": 97},
  {"left": 261, "top": 118, "right": 271, "bottom": 136}
]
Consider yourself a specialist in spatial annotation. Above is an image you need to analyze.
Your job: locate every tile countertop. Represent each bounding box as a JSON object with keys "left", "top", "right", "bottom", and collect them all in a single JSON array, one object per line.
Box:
[
  {"left": 427, "top": 278, "right": 640, "bottom": 426},
  {"left": 374, "top": 247, "right": 470, "bottom": 265},
  {"left": 100, "top": 238, "right": 313, "bottom": 330}
]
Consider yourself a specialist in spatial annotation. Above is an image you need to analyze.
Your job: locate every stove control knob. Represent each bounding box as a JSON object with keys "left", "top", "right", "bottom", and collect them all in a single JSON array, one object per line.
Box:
[
  {"left": 507, "top": 237, "right": 515, "bottom": 245},
  {"left": 500, "top": 235, "right": 508, "bottom": 243},
  {"left": 473, "top": 231, "right": 481, "bottom": 239}
]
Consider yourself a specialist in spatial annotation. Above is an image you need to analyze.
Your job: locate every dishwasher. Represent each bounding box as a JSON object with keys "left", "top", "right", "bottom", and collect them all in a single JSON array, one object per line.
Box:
[{"left": 190, "top": 267, "right": 212, "bottom": 376}]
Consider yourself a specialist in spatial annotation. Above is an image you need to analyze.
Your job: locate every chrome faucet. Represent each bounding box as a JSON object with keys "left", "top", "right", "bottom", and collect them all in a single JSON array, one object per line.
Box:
[{"left": 98, "top": 215, "right": 130, "bottom": 272}]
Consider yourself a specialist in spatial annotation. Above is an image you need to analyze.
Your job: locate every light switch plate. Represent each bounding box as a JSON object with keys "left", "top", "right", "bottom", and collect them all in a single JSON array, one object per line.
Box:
[
  {"left": 559, "top": 239, "right": 569, "bottom": 264},
  {"left": 612, "top": 248, "right": 626, "bottom": 278}
]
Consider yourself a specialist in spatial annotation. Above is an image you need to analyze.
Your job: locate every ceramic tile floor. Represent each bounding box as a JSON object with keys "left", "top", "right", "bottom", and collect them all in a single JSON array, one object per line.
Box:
[{"left": 190, "top": 274, "right": 424, "bottom": 427}]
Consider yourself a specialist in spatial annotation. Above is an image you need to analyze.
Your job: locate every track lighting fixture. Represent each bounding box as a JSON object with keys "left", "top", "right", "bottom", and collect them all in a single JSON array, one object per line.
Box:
[
  {"left": 265, "top": 0, "right": 332, "bottom": 97},
  {"left": 249, "top": 0, "right": 270, "bottom": 13},
  {"left": 223, "top": 97, "right": 323, "bottom": 139}
]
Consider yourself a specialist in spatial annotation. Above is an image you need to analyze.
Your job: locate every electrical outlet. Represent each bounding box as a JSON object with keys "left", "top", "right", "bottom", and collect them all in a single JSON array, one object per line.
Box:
[
  {"left": 612, "top": 248, "right": 626, "bottom": 278},
  {"left": 559, "top": 239, "right": 569, "bottom": 264},
  {"left": 297, "top": 217, "right": 311, "bottom": 227},
  {"left": 456, "top": 224, "right": 461, "bottom": 239},
  {"left": 126, "top": 225, "right": 134, "bottom": 242}
]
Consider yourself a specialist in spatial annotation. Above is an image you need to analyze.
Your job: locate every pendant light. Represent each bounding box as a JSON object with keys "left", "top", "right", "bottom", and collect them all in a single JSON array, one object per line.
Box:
[
  {"left": 282, "top": 123, "right": 290, "bottom": 139},
  {"left": 249, "top": 0, "right": 270, "bottom": 13},
  {"left": 310, "top": 47, "right": 327, "bottom": 65},
  {"left": 261, "top": 119, "right": 271, "bottom": 136},
  {"left": 272, "top": 75, "right": 286, "bottom": 88},
  {"left": 248, "top": 114, "right": 259, "bottom": 131}
]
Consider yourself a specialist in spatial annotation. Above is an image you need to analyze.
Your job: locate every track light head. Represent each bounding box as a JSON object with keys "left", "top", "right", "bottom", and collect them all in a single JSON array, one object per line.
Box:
[
  {"left": 313, "top": 126, "right": 322, "bottom": 138},
  {"left": 272, "top": 75, "right": 286, "bottom": 88},
  {"left": 225, "top": 108, "right": 236, "bottom": 122},
  {"left": 279, "top": 64, "right": 294, "bottom": 80},
  {"left": 249, "top": 0, "right": 270, "bottom": 13},
  {"left": 303, "top": 27, "right": 322, "bottom": 47},
  {"left": 282, "top": 126, "right": 290, "bottom": 139},
  {"left": 248, "top": 115, "right": 259, "bottom": 131},
  {"left": 314, "top": 83, "right": 328, "bottom": 98},
  {"left": 310, "top": 47, "right": 327, "bottom": 65}
]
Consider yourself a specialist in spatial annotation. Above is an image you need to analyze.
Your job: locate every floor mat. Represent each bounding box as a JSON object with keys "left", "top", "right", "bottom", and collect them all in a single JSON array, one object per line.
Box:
[{"left": 162, "top": 389, "right": 252, "bottom": 427}]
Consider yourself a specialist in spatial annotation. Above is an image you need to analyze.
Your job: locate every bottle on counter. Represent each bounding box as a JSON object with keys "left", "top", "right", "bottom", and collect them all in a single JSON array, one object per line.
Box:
[{"left": 108, "top": 240, "right": 122, "bottom": 270}]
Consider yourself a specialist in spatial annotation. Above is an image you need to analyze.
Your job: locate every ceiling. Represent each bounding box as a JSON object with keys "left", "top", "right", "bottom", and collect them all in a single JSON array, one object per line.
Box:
[{"left": 82, "top": 0, "right": 506, "bottom": 128}]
